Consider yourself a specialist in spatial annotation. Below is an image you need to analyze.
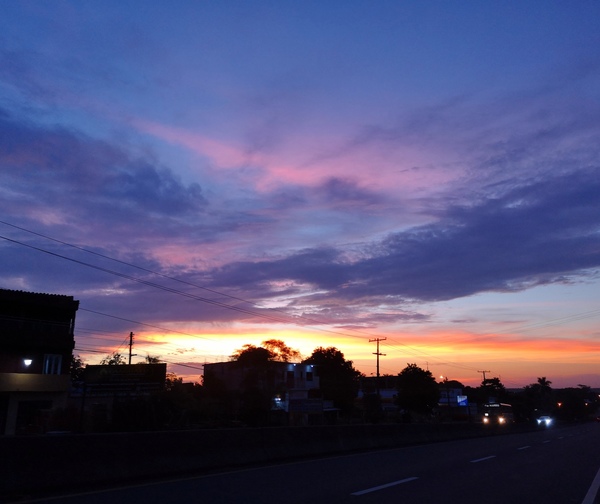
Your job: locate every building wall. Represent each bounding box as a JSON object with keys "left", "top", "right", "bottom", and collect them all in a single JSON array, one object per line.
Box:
[
  {"left": 203, "top": 361, "right": 321, "bottom": 424},
  {"left": 0, "top": 289, "right": 79, "bottom": 435},
  {"left": 203, "top": 361, "right": 319, "bottom": 394}
]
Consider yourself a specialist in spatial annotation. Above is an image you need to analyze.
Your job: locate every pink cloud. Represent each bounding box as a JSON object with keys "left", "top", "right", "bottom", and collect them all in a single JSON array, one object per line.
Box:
[
  {"left": 131, "top": 117, "right": 457, "bottom": 198},
  {"left": 134, "top": 118, "right": 250, "bottom": 168}
]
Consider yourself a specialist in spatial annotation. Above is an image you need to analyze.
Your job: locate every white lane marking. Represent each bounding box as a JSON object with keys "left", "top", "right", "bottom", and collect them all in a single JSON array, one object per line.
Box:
[
  {"left": 543, "top": 440, "right": 551, "bottom": 443},
  {"left": 517, "top": 446, "right": 531, "bottom": 450},
  {"left": 351, "top": 477, "right": 418, "bottom": 496},
  {"left": 470, "top": 455, "right": 496, "bottom": 463},
  {"left": 581, "top": 466, "right": 600, "bottom": 504}
]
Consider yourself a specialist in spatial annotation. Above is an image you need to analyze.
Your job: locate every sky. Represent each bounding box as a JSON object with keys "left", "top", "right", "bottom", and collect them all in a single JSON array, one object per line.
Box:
[{"left": 1, "top": 1, "right": 599, "bottom": 389}]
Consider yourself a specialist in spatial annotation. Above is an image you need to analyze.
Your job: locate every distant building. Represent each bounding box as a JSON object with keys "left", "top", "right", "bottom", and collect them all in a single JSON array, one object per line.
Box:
[
  {"left": 358, "top": 375, "right": 399, "bottom": 412},
  {"left": 438, "top": 383, "right": 476, "bottom": 420},
  {"left": 203, "top": 361, "right": 321, "bottom": 425},
  {"left": 77, "top": 363, "right": 167, "bottom": 432},
  {"left": 0, "top": 288, "right": 79, "bottom": 435}
]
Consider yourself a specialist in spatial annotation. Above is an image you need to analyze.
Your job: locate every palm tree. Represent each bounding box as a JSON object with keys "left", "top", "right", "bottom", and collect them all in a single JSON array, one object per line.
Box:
[{"left": 528, "top": 377, "right": 554, "bottom": 414}]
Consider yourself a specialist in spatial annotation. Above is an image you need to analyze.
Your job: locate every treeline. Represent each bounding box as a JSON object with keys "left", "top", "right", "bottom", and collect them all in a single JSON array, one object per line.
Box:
[{"left": 68, "top": 341, "right": 599, "bottom": 431}]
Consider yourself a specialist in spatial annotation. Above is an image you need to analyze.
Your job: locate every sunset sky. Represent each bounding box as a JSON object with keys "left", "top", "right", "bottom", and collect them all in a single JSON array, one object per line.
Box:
[{"left": 1, "top": 1, "right": 599, "bottom": 388}]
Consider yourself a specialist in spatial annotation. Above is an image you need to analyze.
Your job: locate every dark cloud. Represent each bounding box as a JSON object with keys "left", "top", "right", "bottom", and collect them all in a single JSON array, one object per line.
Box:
[
  {"left": 316, "top": 177, "right": 384, "bottom": 207},
  {"left": 1, "top": 58, "right": 599, "bottom": 329},
  {"left": 216, "top": 247, "right": 346, "bottom": 290},
  {"left": 263, "top": 177, "right": 384, "bottom": 213},
  {"left": 209, "top": 167, "right": 600, "bottom": 307},
  {"left": 0, "top": 109, "right": 208, "bottom": 242},
  {"left": 357, "top": 170, "right": 600, "bottom": 301}
]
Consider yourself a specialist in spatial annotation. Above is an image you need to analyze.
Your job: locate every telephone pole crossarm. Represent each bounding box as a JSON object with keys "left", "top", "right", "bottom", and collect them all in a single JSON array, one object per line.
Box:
[{"left": 478, "top": 370, "right": 491, "bottom": 382}]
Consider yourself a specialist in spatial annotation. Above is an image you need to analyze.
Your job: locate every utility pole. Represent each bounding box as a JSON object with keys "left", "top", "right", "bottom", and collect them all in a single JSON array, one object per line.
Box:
[
  {"left": 369, "top": 338, "right": 386, "bottom": 397},
  {"left": 478, "top": 370, "right": 490, "bottom": 383},
  {"left": 128, "top": 331, "right": 135, "bottom": 365}
]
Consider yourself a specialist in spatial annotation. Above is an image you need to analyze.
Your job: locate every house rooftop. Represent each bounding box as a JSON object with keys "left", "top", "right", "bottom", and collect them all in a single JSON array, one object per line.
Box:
[{"left": 0, "top": 288, "right": 78, "bottom": 305}]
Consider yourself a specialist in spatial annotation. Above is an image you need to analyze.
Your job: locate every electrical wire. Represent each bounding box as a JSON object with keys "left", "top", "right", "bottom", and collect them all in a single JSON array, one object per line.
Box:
[{"left": 2, "top": 220, "right": 598, "bottom": 382}]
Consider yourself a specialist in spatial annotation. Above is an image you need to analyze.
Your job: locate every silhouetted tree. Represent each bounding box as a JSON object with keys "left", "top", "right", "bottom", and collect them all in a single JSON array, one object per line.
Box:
[
  {"left": 480, "top": 377, "right": 507, "bottom": 402},
  {"left": 302, "top": 347, "right": 362, "bottom": 415},
  {"left": 523, "top": 376, "right": 554, "bottom": 417},
  {"left": 165, "top": 372, "right": 183, "bottom": 391},
  {"left": 555, "top": 385, "right": 597, "bottom": 421},
  {"left": 100, "top": 352, "right": 126, "bottom": 365},
  {"left": 444, "top": 379, "right": 465, "bottom": 389},
  {"left": 262, "top": 339, "right": 301, "bottom": 362},
  {"left": 158, "top": 378, "right": 203, "bottom": 429},
  {"left": 230, "top": 340, "right": 301, "bottom": 364},
  {"left": 229, "top": 341, "right": 301, "bottom": 426},
  {"left": 231, "top": 344, "right": 273, "bottom": 367},
  {"left": 396, "top": 364, "right": 439, "bottom": 418},
  {"left": 70, "top": 354, "right": 85, "bottom": 384}
]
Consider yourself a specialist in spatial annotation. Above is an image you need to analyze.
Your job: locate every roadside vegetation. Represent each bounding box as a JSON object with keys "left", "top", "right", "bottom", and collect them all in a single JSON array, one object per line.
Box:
[{"left": 67, "top": 341, "right": 599, "bottom": 431}]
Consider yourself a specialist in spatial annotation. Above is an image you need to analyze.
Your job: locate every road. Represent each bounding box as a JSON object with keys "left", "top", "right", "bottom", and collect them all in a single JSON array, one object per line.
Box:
[{"left": 18, "top": 422, "right": 600, "bottom": 504}]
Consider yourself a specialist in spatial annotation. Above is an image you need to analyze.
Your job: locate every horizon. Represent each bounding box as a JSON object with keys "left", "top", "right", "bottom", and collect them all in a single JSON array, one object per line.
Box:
[{"left": 1, "top": 2, "right": 599, "bottom": 391}]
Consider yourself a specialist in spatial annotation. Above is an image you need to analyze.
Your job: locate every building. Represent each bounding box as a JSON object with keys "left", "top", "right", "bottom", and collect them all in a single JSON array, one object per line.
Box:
[
  {"left": 77, "top": 363, "right": 167, "bottom": 431},
  {"left": 203, "top": 361, "right": 321, "bottom": 425},
  {"left": 438, "top": 382, "right": 477, "bottom": 420},
  {"left": 0, "top": 288, "right": 79, "bottom": 435}
]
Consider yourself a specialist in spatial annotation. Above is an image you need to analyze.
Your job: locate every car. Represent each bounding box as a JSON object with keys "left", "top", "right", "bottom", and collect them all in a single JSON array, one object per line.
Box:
[{"left": 536, "top": 415, "right": 553, "bottom": 426}]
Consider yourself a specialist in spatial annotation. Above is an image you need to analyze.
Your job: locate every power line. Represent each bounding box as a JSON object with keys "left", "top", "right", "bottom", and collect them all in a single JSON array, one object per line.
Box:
[
  {"left": 484, "top": 308, "right": 600, "bottom": 335},
  {"left": 0, "top": 231, "right": 389, "bottom": 343},
  {"left": 73, "top": 346, "right": 205, "bottom": 372},
  {"left": 2, "top": 220, "right": 599, "bottom": 382},
  {"left": 0, "top": 219, "right": 270, "bottom": 311},
  {"left": 0, "top": 220, "right": 386, "bottom": 334},
  {"left": 0, "top": 222, "right": 510, "bottom": 380},
  {"left": 3, "top": 227, "right": 443, "bottom": 369},
  {"left": 7, "top": 219, "right": 599, "bottom": 344},
  {"left": 0, "top": 233, "right": 302, "bottom": 324},
  {"left": 381, "top": 337, "right": 486, "bottom": 375},
  {"left": 79, "top": 308, "right": 218, "bottom": 341}
]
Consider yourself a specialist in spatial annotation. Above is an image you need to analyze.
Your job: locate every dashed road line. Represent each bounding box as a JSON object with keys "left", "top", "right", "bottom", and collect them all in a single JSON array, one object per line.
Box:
[
  {"left": 470, "top": 455, "right": 496, "bottom": 463},
  {"left": 517, "top": 445, "right": 531, "bottom": 450},
  {"left": 581, "top": 466, "right": 600, "bottom": 504},
  {"left": 351, "top": 477, "right": 419, "bottom": 496}
]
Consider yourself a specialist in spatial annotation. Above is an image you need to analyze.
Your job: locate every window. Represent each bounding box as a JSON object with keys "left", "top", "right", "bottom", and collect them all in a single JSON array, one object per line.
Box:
[
  {"left": 306, "top": 372, "right": 313, "bottom": 382},
  {"left": 286, "top": 371, "right": 295, "bottom": 387},
  {"left": 43, "top": 354, "right": 62, "bottom": 375}
]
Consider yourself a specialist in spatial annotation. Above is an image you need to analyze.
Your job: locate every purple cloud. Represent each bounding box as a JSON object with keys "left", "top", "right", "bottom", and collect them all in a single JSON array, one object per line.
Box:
[{"left": 208, "top": 168, "right": 600, "bottom": 309}]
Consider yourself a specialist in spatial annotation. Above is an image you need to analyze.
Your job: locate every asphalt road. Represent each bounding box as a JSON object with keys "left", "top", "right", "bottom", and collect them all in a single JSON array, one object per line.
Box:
[{"left": 18, "top": 422, "right": 600, "bottom": 504}]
